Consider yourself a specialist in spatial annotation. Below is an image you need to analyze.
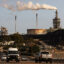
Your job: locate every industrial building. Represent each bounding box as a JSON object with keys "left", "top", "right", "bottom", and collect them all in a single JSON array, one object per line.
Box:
[
  {"left": 53, "top": 10, "right": 60, "bottom": 29},
  {"left": 48, "top": 10, "right": 61, "bottom": 32},
  {"left": 27, "top": 29, "right": 47, "bottom": 35},
  {"left": 27, "top": 12, "right": 48, "bottom": 35},
  {"left": 0, "top": 26, "right": 8, "bottom": 35},
  {"left": 27, "top": 10, "right": 61, "bottom": 35}
]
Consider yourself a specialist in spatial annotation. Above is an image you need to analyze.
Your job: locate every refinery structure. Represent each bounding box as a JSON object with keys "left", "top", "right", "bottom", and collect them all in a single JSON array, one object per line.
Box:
[
  {"left": 27, "top": 10, "right": 61, "bottom": 35},
  {"left": 27, "top": 12, "right": 47, "bottom": 35},
  {"left": 0, "top": 26, "right": 8, "bottom": 36},
  {"left": 0, "top": 1, "right": 60, "bottom": 35},
  {"left": 53, "top": 10, "right": 60, "bottom": 29},
  {"left": 0, "top": 10, "right": 61, "bottom": 35}
]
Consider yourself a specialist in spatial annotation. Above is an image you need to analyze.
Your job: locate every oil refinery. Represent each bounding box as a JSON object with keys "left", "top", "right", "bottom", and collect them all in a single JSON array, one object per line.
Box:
[{"left": 27, "top": 10, "right": 61, "bottom": 35}]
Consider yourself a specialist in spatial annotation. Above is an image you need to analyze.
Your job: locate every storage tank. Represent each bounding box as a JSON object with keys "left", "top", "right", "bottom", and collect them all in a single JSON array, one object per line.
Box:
[{"left": 27, "top": 29, "right": 47, "bottom": 35}]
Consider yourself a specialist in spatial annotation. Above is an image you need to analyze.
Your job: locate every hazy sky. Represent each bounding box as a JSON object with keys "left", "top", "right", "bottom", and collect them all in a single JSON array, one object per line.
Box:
[{"left": 0, "top": 0, "right": 64, "bottom": 34}]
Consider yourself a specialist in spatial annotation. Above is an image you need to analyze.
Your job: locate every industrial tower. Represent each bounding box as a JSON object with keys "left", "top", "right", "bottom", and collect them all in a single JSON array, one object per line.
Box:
[
  {"left": 53, "top": 10, "right": 60, "bottom": 29},
  {"left": 36, "top": 13, "right": 38, "bottom": 28}
]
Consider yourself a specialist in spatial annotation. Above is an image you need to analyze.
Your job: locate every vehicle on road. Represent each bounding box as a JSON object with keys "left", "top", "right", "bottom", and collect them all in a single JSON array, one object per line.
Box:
[
  {"left": 1, "top": 54, "right": 7, "bottom": 61},
  {"left": 6, "top": 47, "right": 20, "bottom": 62},
  {"left": 35, "top": 51, "right": 53, "bottom": 63},
  {"left": 21, "top": 56, "right": 30, "bottom": 61}
]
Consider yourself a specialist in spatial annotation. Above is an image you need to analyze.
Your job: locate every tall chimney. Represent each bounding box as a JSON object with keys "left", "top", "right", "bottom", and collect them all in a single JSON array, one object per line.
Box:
[
  {"left": 15, "top": 15, "right": 17, "bottom": 33},
  {"left": 56, "top": 10, "right": 58, "bottom": 18},
  {"left": 36, "top": 13, "right": 38, "bottom": 28},
  {"left": 53, "top": 10, "right": 60, "bottom": 29}
]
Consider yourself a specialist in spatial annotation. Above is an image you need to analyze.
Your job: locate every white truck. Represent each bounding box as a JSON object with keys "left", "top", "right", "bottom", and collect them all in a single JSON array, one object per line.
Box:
[
  {"left": 6, "top": 47, "right": 20, "bottom": 62},
  {"left": 35, "top": 51, "right": 53, "bottom": 63}
]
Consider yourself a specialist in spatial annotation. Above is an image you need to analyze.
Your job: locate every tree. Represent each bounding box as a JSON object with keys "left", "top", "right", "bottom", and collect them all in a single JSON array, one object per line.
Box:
[
  {"left": 0, "top": 35, "right": 11, "bottom": 42},
  {"left": 10, "top": 33, "right": 24, "bottom": 47},
  {"left": 31, "top": 45, "right": 40, "bottom": 54},
  {"left": 25, "top": 38, "right": 35, "bottom": 47}
]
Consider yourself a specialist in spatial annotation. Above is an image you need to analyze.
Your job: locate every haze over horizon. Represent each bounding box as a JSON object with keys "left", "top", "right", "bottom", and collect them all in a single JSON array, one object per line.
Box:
[{"left": 0, "top": 0, "right": 64, "bottom": 34}]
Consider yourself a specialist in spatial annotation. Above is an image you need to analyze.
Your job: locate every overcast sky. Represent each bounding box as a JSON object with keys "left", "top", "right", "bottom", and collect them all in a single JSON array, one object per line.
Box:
[{"left": 0, "top": 0, "right": 64, "bottom": 34}]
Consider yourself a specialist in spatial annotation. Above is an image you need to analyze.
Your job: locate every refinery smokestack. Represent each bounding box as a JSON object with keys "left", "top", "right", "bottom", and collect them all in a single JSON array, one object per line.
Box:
[
  {"left": 36, "top": 13, "right": 38, "bottom": 28},
  {"left": 53, "top": 10, "right": 60, "bottom": 29},
  {"left": 15, "top": 15, "right": 17, "bottom": 33}
]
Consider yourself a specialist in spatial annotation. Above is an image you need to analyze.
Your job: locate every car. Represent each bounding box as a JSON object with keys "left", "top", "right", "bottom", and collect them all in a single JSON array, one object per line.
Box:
[
  {"left": 6, "top": 47, "right": 20, "bottom": 62},
  {"left": 35, "top": 51, "right": 53, "bottom": 63},
  {"left": 1, "top": 54, "right": 7, "bottom": 61},
  {"left": 21, "top": 56, "right": 29, "bottom": 61}
]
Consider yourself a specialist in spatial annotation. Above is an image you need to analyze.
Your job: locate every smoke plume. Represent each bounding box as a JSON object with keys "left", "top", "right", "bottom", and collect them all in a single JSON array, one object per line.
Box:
[
  {"left": 1, "top": 1, "right": 57, "bottom": 11},
  {"left": 16, "top": 1, "right": 57, "bottom": 10},
  {"left": 41, "top": 4, "right": 57, "bottom": 10},
  {"left": 3, "top": 4, "right": 15, "bottom": 11}
]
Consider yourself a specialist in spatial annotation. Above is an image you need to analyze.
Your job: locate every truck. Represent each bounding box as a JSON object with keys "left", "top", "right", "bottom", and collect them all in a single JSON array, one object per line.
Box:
[
  {"left": 6, "top": 47, "right": 20, "bottom": 62},
  {"left": 35, "top": 51, "right": 53, "bottom": 63}
]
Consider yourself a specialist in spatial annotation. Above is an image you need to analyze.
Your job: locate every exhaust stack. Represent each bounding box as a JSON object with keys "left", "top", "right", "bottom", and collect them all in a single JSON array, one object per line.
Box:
[
  {"left": 15, "top": 15, "right": 17, "bottom": 33},
  {"left": 36, "top": 13, "right": 38, "bottom": 28}
]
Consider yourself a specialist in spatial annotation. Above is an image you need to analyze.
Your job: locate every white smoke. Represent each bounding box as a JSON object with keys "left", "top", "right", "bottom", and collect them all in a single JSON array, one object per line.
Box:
[
  {"left": 27, "top": 1, "right": 33, "bottom": 9},
  {"left": 16, "top": 1, "right": 25, "bottom": 10},
  {"left": 35, "top": 3, "right": 41, "bottom": 9},
  {"left": 3, "top": 4, "right": 8, "bottom": 8},
  {"left": 1, "top": 1, "right": 57, "bottom": 11},
  {"left": 2, "top": 4, "right": 16, "bottom": 11},
  {"left": 17, "top": 1, "right": 57, "bottom": 10},
  {"left": 41, "top": 4, "right": 57, "bottom": 10}
]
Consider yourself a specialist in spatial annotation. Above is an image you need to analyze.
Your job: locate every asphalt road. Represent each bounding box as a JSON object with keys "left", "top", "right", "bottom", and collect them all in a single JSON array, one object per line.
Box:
[{"left": 0, "top": 60, "right": 64, "bottom": 64}]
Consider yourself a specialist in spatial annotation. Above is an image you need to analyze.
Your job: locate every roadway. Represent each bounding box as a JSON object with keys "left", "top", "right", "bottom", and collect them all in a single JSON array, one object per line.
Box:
[{"left": 0, "top": 59, "right": 64, "bottom": 64}]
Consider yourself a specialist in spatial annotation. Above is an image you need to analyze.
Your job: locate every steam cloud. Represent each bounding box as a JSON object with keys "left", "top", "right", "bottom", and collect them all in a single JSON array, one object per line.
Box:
[
  {"left": 3, "top": 4, "right": 16, "bottom": 11},
  {"left": 16, "top": 1, "right": 57, "bottom": 10},
  {"left": 1, "top": 1, "right": 57, "bottom": 11}
]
